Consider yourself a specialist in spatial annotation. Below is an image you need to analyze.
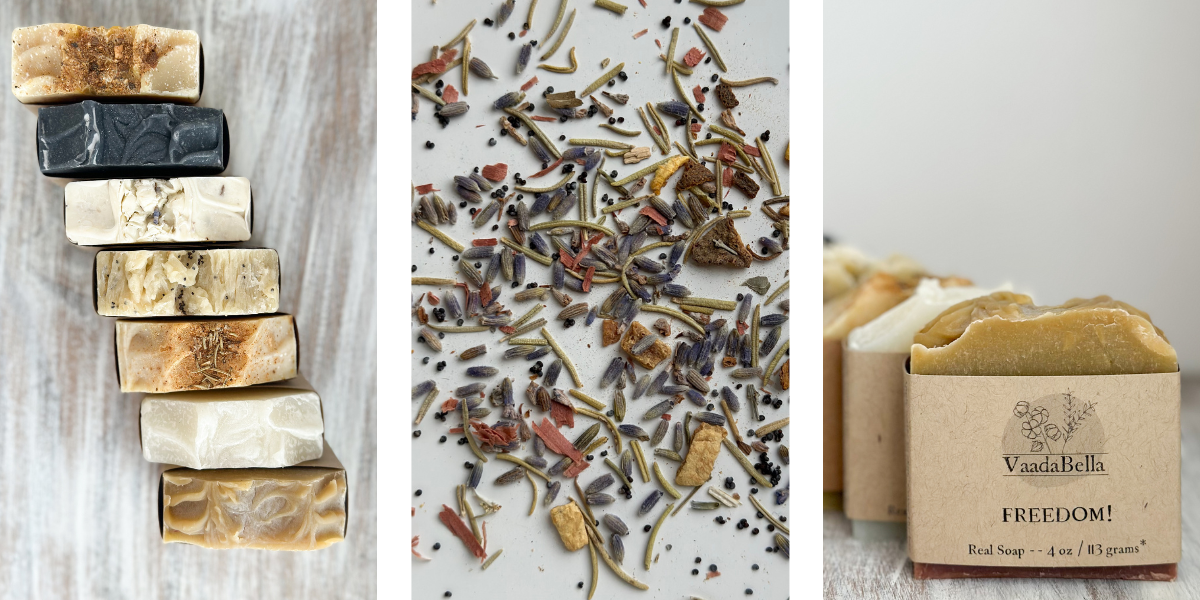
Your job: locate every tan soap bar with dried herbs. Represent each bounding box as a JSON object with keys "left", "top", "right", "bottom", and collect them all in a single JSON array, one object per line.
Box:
[
  {"left": 911, "top": 294, "right": 1178, "bottom": 376},
  {"left": 549, "top": 501, "right": 588, "bottom": 551},
  {"left": 676, "top": 422, "right": 726, "bottom": 486},
  {"left": 116, "top": 315, "right": 296, "bottom": 392},
  {"left": 12, "top": 24, "right": 201, "bottom": 103},
  {"left": 160, "top": 442, "right": 346, "bottom": 550},
  {"left": 95, "top": 248, "right": 280, "bottom": 317}
]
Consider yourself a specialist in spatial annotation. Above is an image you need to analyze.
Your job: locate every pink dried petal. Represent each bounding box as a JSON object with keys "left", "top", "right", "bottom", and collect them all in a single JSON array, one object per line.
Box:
[
  {"left": 683, "top": 47, "right": 705, "bottom": 67},
  {"left": 551, "top": 401, "right": 575, "bottom": 428},
  {"left": 521, "top": 76, "right": 539, "bottom": 91},
  {"left": 693, "top": 85, "right": 705, "bottom": 104},
  {"left": 415, "top": 184, "right": 438, "bottom": 194},
  {"left": 699, "top": 7, "right": 728, "bottom": 32},
  {"left": 742, "top": 144, "right": 761, "bottom": 157},
  {"left": 633, "top": 29, "right": 648, "bottom": 39},
  {"left": 717, "top": 142, "right": 737, "bottom": 164},
  {"left": 412, "top": 59, "right": 447, "bottom": 78},
  {"left": 439, "top": 505, "right": 486, "bottom": 560},
  {"left": 482, "top": 163, "right": 508, "bottom": 181},
  {"left": 442, "top": 84, "right": 459, "bottom": 103}
]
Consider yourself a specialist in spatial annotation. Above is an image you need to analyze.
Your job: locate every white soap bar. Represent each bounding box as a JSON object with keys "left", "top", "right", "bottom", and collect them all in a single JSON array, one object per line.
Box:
[
  {"left": 66, "top": 178, "right": 251, "bottom": 245},
  {"left": 847, "top": 278, "right": 1004, "bottom": 353},
  {"left": 141, "top": 377, "right": 324, "bottom": 469},
  {"left": 12, "top": 24, "right": 201, "bottom": 103},
  {"left": 95, "top": 248, "right": 280, "bottom": 317}
]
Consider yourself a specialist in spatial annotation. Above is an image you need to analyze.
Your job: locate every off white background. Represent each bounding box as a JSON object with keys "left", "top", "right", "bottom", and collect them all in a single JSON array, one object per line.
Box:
[
  {"left": 407, "top": 1, "right": 791, "bottom": 599},
  {"left": 826, "top": 0, "right": 1200, "bottom": 372}
]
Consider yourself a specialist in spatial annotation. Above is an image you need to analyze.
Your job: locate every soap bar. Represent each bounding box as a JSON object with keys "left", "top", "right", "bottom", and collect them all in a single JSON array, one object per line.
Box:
[
  {"left": 160, "top": 442, "right": 345, "bottom": 550},
  {"left": 846, "top": 278, "right": 990, "bottom": 353},
  {"left": 823, "top": 245, "right": 923, "bottom": 303},
  {"left": 38, "top": 101, "right": 228, "bottom": 178},
  {"left": 116, "top": 315, "right": 296, "bottom": 392},
  {"left": 913, "top": 563, "right": 1177, "bottom": 581},
  {"left": 65, "top": 177, "right": 251, "bottom": 245},
  {"left": 12, "top": 24, "right": 201, "bottom": 103},
  {"left": 824, "top": 272, "right": 952, "bottom": 340},
  {"left": 912, "top": 295, "right": 1178, "bottom": 376},
  {"left": 95, "top": 248, "right": 280, "bottom": 317},
  {"left": 141, "top": 376, "right": 323, "bottom": 469}
]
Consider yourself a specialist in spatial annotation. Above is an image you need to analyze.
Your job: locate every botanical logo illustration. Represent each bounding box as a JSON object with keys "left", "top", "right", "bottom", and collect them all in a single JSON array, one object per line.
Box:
[{"left": 1013, "top": 391, "right": 1096, "bottom": 455}]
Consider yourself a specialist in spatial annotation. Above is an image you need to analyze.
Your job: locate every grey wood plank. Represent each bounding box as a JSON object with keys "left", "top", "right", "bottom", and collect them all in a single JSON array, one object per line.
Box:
[
  {"left": 824, "top": 378, "right": 1200, "bottom": 599},
  {"left": 0, "top": 2, "right": 377, "bottom": 599}
]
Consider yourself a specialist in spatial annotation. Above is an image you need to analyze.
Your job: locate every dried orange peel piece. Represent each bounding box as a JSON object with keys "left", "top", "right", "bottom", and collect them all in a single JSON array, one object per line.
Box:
[{"left": 650, "top": 155, "right": 691, "bottom": 195}]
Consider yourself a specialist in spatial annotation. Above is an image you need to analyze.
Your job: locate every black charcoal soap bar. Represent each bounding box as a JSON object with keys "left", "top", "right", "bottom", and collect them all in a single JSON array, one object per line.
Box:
[{"left": 37, "top": 101, "right": 228, "bottom": 178}]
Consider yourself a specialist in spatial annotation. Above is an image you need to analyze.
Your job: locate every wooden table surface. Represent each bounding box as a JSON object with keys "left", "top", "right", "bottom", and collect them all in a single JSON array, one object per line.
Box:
[
  {"left": 0, "top": 2, "right": 376, "bottom": 599},
  {"left": 824, "top": 376, "right": 1200, "bottom": 599}
]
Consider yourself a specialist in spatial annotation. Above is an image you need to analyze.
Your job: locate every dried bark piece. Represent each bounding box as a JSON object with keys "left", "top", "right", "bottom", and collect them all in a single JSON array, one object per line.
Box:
[
  {"left": 731, "top": 171, "right": 760, "bottom": 199},
  {"left": 620, "top": 321, "right": 671, "bottom": 369},
  {"left": 676, "top": 422, "right": 726, "bottom": 486},
  {"left": 546, "top": 91, "right": 583, "bottom": 109},
  {"left": 720, "top": 109, "right": 745, "bottom": 135},
  {"left": 692, "top": 217, "right": 753, "bottom": 268},
  {"left": 714, "top": 83, "right": 738, "bottom": 109},
  {"left": 624, "top": 147, "right": 651, "bottom": 164},
  {"left": 550, "top": 502, "right": 589, "bottom": 551},
  {"left": 779, "top": 360, "right": 789, "bottom": 390},
  {"left": 602, "top": 318, "right": 622, "bottom": 346},
  {"left": 675, "top": 160, "right": 715, "bottom": 191}
]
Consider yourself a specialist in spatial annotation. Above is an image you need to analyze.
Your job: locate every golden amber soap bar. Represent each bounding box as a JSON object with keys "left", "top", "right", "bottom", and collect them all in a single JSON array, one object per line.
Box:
[
  {"left": 160, "top": 443, "right": 346, "bottom": 550},
  {"left": 912, "top": 295, "right": 1177, "bottom": 376},
  {"left": 116, "top": 315, "right": 297, "bottom": 393},
  {"left": 12, "top": 24, "right": 201, "bottom": 103}
]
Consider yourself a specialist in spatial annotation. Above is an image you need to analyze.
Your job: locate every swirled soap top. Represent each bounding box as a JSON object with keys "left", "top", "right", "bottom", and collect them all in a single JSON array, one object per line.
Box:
[
  {"left": 37, "top": 101, "right": 228, "bottom": 177},
  {"left": 12, "top": 24, "right": 201, "bottom": 103}
]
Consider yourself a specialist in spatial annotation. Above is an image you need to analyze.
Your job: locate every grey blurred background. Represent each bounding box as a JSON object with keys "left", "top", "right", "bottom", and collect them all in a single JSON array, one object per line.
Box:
[{"left": 826, "top": 1, "right": 1200, "bottom": 371}]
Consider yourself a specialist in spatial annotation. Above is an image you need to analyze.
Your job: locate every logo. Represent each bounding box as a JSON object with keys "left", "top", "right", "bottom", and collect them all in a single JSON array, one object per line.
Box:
[{"left": 1000, "top": 391, "right": 1106, "bottom": 487}]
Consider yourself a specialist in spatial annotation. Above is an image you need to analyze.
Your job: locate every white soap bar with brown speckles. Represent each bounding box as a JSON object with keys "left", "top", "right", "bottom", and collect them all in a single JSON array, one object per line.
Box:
[{"left": 95, "top": 248, "right": 280, "bottom": 317}]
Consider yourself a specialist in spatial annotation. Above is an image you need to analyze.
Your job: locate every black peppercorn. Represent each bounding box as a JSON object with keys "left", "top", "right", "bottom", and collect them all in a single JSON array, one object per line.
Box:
[
  {"left": 413, "top": 430, "right": 421, "bottom": 438},
  {"left": 662, "top": 16, "right": 672, "bottom": 27},
  {"left": 488, "top": 138, "right": 497, "bottom": 146},
  {"left": 411, "top": 265, "right": 418, "bottom": 272},
  {"left": 425, "top": 141, "right": 435, "bottom": 149},
  {"left": 439, "top": 435, "right": 447, "bottom": 443},
  {"left": 508, "top": 32, "right": 516, "bottom": 40}
]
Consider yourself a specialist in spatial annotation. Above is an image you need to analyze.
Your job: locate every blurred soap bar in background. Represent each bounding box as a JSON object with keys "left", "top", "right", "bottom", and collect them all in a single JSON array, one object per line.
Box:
[
  {"left": 117, "top": 315, "right": 296, "bottom": 393},
  {"left": 911, "top": 294, "right": 1178, "bottom": 376},
  {"left": 37, "top": 101, "right": 227, "bottom": 178},
  {"left": 141, "top": 376, "right": 323, "bottom": 469},
  {"left": 95, "top": 248, "right": 279, "bottom": 317},
  {"left": 160, "top": 442, "right": 346, "bottom": 550},
  {"left": 66, "top": 177, "right": 251, "bottom": 245},
  {"left": 12, "top": 24, "right": 202, "bottom": 104}
]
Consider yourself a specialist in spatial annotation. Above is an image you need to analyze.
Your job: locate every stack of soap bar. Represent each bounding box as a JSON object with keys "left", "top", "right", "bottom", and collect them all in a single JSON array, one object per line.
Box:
[
  {"left": 141, "top": 376, "right": 323, "bottom": 469},
  {"left": 116, "top": 315, "right": 296, "bottom": 392},
  {"left": 160, "top": 442, "right": 346, "bottom": 550},
  {"left": 912, "top": 294, "right": 1178, "bottom": 376},
  {"left": 12, "top": 24, "right": 201, "bottom": 104},
  {"left": 66, "top": 177, "right": 252, "bottom": 245},
  {"left": 95, "top": 248, "right": 280, "bottom": 317},
  {"left": 38, "top": 101, "right": 228, "bottom": 178},
  {"left": 843, "top": 278, "right": 991, "bottom": 540},
  {"left": 910, "top": 294, "right": 1177, "bottom": 579}
]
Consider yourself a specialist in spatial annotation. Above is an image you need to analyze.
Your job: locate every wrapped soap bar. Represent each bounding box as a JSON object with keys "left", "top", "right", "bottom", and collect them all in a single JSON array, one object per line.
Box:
[
  {"left": 65, "top": 177, "right": 251, "bottom": 245},
  {"left": 12, "top": 24, "right": 202, "bottom": 104},
  {"left": 38, "top": 101, "right": 228, "bottom": 178},
  {"left": 160, "top": 442, "right": 346, "bottom": 550},
  {"left": 95, "top": 248, "right": 280, "bottom": 317},
  {"left": 842, "top": 279, "right": 992, "bottom": 538},
  {"left": 906, "top": 295, "right": 1180, "bottom": 580},
  {"left": 116, "top": 315, "right": 297, "bottom": 392},
  {"left": 141, "top": 376, "right": 323, "bottom": 469}
]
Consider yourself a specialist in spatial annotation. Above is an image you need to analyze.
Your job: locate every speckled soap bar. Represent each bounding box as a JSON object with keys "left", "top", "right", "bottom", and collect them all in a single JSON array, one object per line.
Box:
[
  {"left": 65, "top": 177, "right": 251, "bottom": 245},
  {"left": 37, "top": 100, "right": 227, "bottom": 178},
  {"left": 12, "top": 24, "right": 202, "bottom": 104},
  {"left": 95, "top": 248, "right": 279, "bottom": 317}
]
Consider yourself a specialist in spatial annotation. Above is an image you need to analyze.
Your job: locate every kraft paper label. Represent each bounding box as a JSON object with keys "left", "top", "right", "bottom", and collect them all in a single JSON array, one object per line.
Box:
[
  {"left": 905, "top": 370, "right": 1181, "bottom": 567},
  {"left": 823, "top": 339, "right": 844, "bottom": 492},
  {"left": 843, "top": 350, "right": 910, "bottom": 522}
]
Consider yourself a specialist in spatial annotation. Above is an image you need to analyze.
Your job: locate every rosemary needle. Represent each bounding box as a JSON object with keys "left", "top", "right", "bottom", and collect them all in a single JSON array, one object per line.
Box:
[
  {"left": 644, "top": 502, "right": 675, "bottom": 570},
  {"left": 582, "top": 62, "right": 625, "bottom": 97}
]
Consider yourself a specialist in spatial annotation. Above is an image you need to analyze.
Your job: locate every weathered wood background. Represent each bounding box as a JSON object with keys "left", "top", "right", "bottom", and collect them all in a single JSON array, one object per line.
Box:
[
  {"left": 825, "top": 379, "right": 1200, "bottom": 599},
  {"left": 0, "top": 2, "right": 376, "bottom": 598}
]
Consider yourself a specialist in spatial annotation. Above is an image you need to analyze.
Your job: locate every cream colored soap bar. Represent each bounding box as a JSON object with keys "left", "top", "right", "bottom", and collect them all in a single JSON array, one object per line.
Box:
[
  {"left": 96, "top": 248, "right": 280, "bottom": 317},
  {"left": 847, "top": 278, "right": 997, "bottom": 353},
  {"left": 161, "top": 442, "right": 345, "bottom": 550},
  {"left": 117, "top": 315, "right": 296, "bottom": 392},
  {"left": 141, "top": 376, "right": 323, "bottom": 469},
  {"left": 66, "top": 178, "right": 251, "bottom": 246},
  {"left": 12, "top": 24, "right": 201, "bottom": 103},
  {"left": 912, "top": 294, "right": 1177, "bottom": 376}
]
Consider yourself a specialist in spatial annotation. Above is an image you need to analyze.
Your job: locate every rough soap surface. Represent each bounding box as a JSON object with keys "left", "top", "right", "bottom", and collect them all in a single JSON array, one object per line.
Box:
[
  {"left": 96, "top": 248, "right": 279, "bottom": 317},
  {"left": 141, "top": 381, "right": 323, "bottom": 469},
  {"left": 66, "top": 177, "right": 250, "bottom": 245},
  {"left": 911, "top": 294, "right": 1178, "bottom": 376},
  {"left": 37, "top": 101, "right": 227, "bottom": 178},
  {"left": 117, "top": 315, "right": 296, "bottom": 392},
  {"left": 161, "top": 464, "right": 345, "bottom": 550},
  {"left": 12, "top": 24, "right": 201, "bottom": 103}
]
